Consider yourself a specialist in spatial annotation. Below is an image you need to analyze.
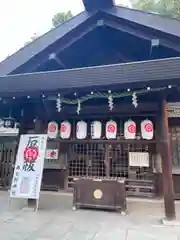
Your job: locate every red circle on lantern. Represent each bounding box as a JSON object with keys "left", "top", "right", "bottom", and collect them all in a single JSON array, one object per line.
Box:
[
  {"left": 108, "top": 124, "right": 116, "bottom": 133},
  {"left": 48, "top": 123, "right": 56, "bottom": 132},
  {"left": 24, "top": 146, "right": 39, "bottom": 162},
  {"left": 128, "top": 124, "right": 136, "bottom": 133},
  {"left": 144, "top": 123, "right": 153, "bottom": 132},
  {"left": 60, "top": 124, "right": 67, "bottom": 132}
]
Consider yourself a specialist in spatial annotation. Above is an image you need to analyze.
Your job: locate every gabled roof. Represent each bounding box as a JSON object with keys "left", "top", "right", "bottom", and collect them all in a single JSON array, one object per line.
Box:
[
  {"left": 0, "top": 11, "right": 92, "bottom": 76},
  {"left": 1, "top": 4, "right": 180, "bottom": 76},
  {"left": 0, "top": 57, "right": 179, "bottom": 97},
  {"left": 107, "top": 6, "right": 180, "bottom": 38}
]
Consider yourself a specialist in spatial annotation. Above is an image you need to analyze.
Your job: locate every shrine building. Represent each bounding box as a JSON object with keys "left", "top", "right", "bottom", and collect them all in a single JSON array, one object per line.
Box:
[{"left": 1, "top": 0, "right": 180, "bottom": 219}]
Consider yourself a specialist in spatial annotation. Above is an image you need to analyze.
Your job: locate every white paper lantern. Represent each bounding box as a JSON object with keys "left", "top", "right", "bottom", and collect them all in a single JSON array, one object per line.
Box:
[
  {"left": 60, "top": 121, "right": 71, "bottom": 139},
  {"left": 124, "top": 120, "right": 136, "bottom": 139},
  {"left": 47, "top": 121, "right": 58, "bottom": 139},
  {"left": 91, "top": 121, "right": 102, "bottom": 139},
  {"left": 76, "top": 121, "right": 87, "bottom": 139},
  {"left": 106, "top": 120, "right": 117, "bottom": 139},
  {"left": 141, "top": 119, "right": 154, "bottom": 140}
]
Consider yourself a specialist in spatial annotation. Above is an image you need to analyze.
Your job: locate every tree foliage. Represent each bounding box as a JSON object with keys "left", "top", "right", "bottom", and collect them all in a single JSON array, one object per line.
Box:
[
  {"left": 24, "top": 10, "right": 73, "bottom": 45},
  {"left": 132, "top": 0, "right": 180, "bottom": 19},
  {"left": 52, "top": 10, "right": 73, "bottom": 28},
  {"left": 24, "top": 33, "right": 40, "bottom": 46}
]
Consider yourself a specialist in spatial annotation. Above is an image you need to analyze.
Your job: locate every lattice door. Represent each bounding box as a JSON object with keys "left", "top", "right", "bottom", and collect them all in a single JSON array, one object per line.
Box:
[{"left": 0, "top": 141, "right": 17, "bottom": 189}]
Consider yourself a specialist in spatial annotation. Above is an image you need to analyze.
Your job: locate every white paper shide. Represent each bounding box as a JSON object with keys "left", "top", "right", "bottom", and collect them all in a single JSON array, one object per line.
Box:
[{"left": 10, "top": 134, "right": 47, "bottom": 199}]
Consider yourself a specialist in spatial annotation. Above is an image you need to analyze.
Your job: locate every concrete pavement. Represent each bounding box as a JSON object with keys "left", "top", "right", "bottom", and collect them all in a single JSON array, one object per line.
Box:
[{"left": 0, "top": 191, "right": 180, "bottom": 239}]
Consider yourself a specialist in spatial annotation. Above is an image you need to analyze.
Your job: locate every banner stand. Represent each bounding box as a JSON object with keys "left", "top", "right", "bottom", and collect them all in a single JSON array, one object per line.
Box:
[
  {"left": 9, "top": 134, "right": 47, "bottom": 212},
  {"left": 27, "top": 199, "right": 39, "bottom": 212}
]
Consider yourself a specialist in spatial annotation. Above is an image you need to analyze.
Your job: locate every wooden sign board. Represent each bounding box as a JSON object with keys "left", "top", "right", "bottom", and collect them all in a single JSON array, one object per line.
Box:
[
  {"left": 168, "top": 103, "right": 180, "bottom": 118},
  {"left": 129, "top": 152, "right": 149, "bottom": 167}
]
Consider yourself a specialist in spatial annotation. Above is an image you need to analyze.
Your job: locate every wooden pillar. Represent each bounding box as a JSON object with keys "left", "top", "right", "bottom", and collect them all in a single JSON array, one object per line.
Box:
[{"left": 160, "top": 99, "right": 176, "bottom": 220}]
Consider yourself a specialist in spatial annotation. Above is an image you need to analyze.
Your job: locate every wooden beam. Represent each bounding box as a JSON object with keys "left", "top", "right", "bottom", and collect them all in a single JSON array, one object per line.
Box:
[
  {"left": 57, "top": 102, "right": 159, "bottom": 115},
  {"left": 48, "top": 53, "right": 66, "bottom": 69},
  {"left": 159, "top": 99, "right": 176, "bottom": 220},
  {"left": 55, "top": 24, "right": 97, "bottom": 55},
  {"left": 29, "top": 23, "right": 98, "bottom": 72},
  {"left": 112, "top": 50, "right": 133, "bottom": 63},
  {"left": 42, "top": 102, "right": 159, "bottom": 121},
  {"left": 104, "top": 19, "right": 180, "bottom": 53},
  {"left": 50, "top": 139, "right": 158, "bottom": 144}
]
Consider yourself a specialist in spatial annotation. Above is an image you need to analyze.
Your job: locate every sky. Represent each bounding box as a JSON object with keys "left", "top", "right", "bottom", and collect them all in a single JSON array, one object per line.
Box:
[{"left": 0, "top": 0, "right": 131, "bottom": 62}]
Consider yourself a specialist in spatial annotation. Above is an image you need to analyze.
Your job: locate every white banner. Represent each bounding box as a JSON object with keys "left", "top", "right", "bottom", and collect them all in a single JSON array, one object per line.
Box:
[{"left": 10, "top": 134, "right": 47, "bottom": 199}]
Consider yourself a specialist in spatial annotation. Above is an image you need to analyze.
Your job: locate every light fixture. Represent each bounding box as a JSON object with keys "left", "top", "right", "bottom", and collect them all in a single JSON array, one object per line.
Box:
[
  {"left": 108, "top": 90, "right": 111, "bottom": 94},
  {"left": 13, "top": 97, "right": 15, "bottom": 100},
  {"left": 151, "top": 39, "right": 159, "bottom": 47},
  {"left": 147, "top": 87, "right": 151, "bottom": 91},
  {"left": 91, "top": 91, "right": 94, "bottom": 95},
  {"left": 42, "top": 94, "right": 45, "bottom": 98},
  {"left": 49, "top": 52, "right": 56, "bottom": 60},
  {"left": 27, "top": 96, "right": 30, "bottom": 99},
  {"left": 127, "top": 88, "right": 130, "bottom": 92},
  {"left": 74, "top": 92, "right": 77, "bottom": 96},
  {"left": 168, "top": 85, "right": 172, "bottom": 89}
]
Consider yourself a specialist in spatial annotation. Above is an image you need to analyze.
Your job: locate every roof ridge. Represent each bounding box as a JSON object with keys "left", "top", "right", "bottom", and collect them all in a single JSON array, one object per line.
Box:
[
  {"left": 115, "top": 5, "right": 180, "bottom": 23},
  {"left": 4, "top": 56, "right": 180, "bottom": 78}
]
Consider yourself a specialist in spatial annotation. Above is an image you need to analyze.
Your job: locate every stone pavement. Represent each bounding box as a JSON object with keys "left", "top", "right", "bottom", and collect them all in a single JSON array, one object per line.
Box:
[{"left": 0, "top": 191, "right": 180, "bottom": 239}]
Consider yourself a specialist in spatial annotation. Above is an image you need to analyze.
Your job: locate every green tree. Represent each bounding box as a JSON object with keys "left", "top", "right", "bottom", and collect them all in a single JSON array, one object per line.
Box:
[
  {"left": 52, "top": 10, "right": 73, "bottom": 28},
  {"left": 132, "top": 0, "right": 180, "bottom": 19},
  {"left": 24, "top": 33, "right": 40, "bottom": 46},
  {"left": 24, "top": 10, "right": 73, "bottom": 45}
]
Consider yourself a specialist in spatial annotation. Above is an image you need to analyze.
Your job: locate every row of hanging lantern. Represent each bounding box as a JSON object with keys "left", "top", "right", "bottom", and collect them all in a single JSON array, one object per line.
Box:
[{"left": 47, "top": 119, "right": 154, "bottom": 140}]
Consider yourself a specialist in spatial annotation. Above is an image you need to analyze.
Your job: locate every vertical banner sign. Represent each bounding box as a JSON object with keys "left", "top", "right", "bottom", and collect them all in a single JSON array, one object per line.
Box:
[{"left": 10, "top": 134, "right": 47, "bottom": 199}]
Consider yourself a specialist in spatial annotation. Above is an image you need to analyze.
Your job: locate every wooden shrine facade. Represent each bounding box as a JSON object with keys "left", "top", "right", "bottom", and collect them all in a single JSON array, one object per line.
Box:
[{"left": 1, "top": 0, "right": 180, "bottom": 219}]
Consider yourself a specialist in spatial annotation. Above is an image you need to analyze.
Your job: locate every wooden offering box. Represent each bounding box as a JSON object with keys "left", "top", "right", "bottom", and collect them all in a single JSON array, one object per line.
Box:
[{"left": 72, "top": 178, "right": 127, "bottom": 214}]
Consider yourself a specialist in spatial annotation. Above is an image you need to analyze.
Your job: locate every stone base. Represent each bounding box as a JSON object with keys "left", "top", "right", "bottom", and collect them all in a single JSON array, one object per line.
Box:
[
  {"left": 21, "top": 207, "right": 35, "bottom": 212},
  {"left": 161, "top": 218, "right": 180, "bottom": 227}
]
